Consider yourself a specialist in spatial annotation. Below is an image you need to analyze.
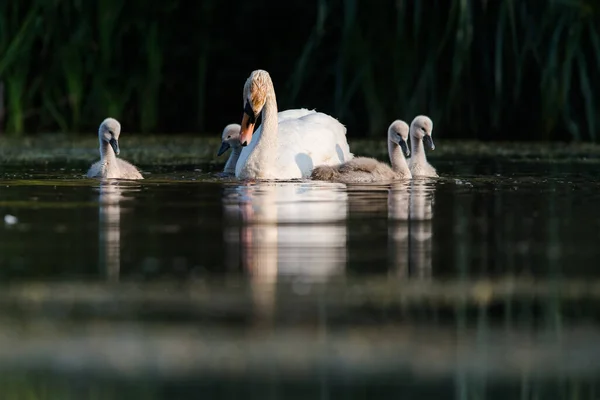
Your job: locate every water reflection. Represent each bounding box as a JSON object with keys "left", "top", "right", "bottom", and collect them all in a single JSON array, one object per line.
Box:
[
  {"left": 342, "top": 179, "right": 435, "bottom": 279},
  {"left": 223, "top": 179, "right": 437, "bottom": 285},
  {"left": 4, "top": 162, "right": 600, "bottom": 395},
  {"left": 223, "top": 182, "right": 348, "bottom": 320},
  {"left": 387, "top": 179, "right": 435, "bottom": 279},
  {"left": 97, "top": 181, "right": 140, "bottom": 282},
  {"left": 223, "top": 182, "right": 348, "bottom": 279},
  {"left": 387, "top": 181, "right": 411, "bottom": 278}
]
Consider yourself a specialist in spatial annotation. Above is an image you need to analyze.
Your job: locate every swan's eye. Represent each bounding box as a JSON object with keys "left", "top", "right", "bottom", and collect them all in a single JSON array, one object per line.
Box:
[{"left": 227, "top": 135, "right": 231, "bottom": 139}]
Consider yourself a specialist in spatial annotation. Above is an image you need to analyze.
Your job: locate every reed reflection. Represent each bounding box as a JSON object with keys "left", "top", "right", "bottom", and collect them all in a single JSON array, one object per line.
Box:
[
  {"left": 223, "top": 182, "right": 349, "bottom": 319},
  {"left": 388, "top": 179, "right": 435, "bottom": 279},
  {"left": 97, "top": 181, "right": 140, "bottom": 282}
]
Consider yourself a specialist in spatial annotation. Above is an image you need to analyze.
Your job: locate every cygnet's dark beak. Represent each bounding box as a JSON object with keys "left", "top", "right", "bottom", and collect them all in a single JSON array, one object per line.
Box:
[
  {"left": 423, "top": 135, "right": 435, "bottom": 151},
  {"left": 109, "top": 138, "right": 120, "bottom": 155},
  {"left": 399, "top": 140, "right": 411, "bottom": 158},
  {"left": 217, "top": 141, "right": 231, "bottom": 156}
]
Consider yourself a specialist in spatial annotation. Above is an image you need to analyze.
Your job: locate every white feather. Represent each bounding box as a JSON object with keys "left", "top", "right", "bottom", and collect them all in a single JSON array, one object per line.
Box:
[{"left": 236, "top": 111, "right": 353, "bottom": 180}]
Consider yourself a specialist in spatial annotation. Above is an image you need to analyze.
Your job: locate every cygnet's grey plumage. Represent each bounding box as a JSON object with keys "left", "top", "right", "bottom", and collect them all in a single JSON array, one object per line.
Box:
[
  {"left": 311, "top": 120, "right": 412, "bottom": 183},
  {"left": 87, "top": 118, "right": 143, "bottom": 180},
  {"left": 217, "top": 123, "right": 242, "bottom": 175},
  {"left": 408, "top": 115, "right": 438, "bottom": 178}
]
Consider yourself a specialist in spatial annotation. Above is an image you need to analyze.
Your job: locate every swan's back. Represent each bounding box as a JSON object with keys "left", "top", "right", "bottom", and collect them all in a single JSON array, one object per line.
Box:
[
  {"left": 409, "top": 161, "right": 438, "bottom": 178},
  {"left": 277, "top": 108, "right": 316, "bottom": 122},
  {"left": 311, "top": 118, "right": 412, "bottom": 184},
  {"left": 87, "top": 159, "right": 143, "bottom": 180},
  {"left": 237, "top": 110, "right": 353, "bottom": 179},
  {"left": 311, "top": 157, "right": 398, "bottom": 184},
  {"left": 87, "top": 161, "right": 104, "bottom": 178},
  {"left": 338, "top": 157, "right": 385, "bottom": 173},
  {"left": 275, "top": 112, "right": 353, "bottom": 177},
  {"left": 116, "top": 159, "right": 143, "bottom": 179}
]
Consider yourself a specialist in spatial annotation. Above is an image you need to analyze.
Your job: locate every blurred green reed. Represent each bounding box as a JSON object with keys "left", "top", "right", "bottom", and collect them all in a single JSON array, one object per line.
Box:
[
  {"left": 0, "top": 0, "right": 598, "bottom": 141},
  {"left": 0, "top": 2, "right": 41, "bottom": 136},
  {"left": 139, "top": 22, "right": 162, "bottom": 133}
]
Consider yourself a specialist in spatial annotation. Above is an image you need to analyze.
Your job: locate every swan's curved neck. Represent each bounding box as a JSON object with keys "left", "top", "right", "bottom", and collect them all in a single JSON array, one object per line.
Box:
[
  {"left": 246, "top": 83, "right": 279, "bottom": 174},
  {"left": 224, "top": 147, "right": 242, "bottom": 174},
  {"left": 388, "top": 140, "right": 410, "bottom": 176},
  {"left": 410, "top": 134, "right": 427, "bottom": 165},
  {"left": 100, "top": 139, "right": 117, "bottom": 164}
]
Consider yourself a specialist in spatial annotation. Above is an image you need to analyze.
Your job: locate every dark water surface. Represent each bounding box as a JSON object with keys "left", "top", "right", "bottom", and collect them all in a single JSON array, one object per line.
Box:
[{"left": 1, "top": 157, "right": 600, "bottom": 399}]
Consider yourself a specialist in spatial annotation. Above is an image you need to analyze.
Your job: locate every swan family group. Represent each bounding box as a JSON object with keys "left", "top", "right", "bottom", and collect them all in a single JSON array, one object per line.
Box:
[{"left": 87, "top": 69, "right": 437, "bottom": 182}]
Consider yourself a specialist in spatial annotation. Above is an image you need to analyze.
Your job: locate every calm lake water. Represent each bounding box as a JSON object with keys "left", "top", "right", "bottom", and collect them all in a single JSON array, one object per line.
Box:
[{"left": 1, "top": 156, "right": 600, "bottom": 399}]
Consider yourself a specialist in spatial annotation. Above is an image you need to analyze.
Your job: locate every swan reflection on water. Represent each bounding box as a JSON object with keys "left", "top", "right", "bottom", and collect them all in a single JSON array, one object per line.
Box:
[
  {"left": 223, "top": 178, "right": 435, "bottom": 284},
  {"left": 387, "top": 179, "right": 435, "bottom": 279},
  {"left": 97, "top": 181, "right": 141, "bottom": 282},
  {"left": 223, "top": 182, "right": 349, "bottom": 280},
  {"left": 223, "top": 181, "right": 348, "bottom": 321}
]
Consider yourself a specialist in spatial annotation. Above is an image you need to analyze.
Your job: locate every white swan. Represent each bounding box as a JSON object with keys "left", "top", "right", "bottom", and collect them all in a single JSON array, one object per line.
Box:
[
  {"left": 408, "top": 115, "right": 438, "bottom": 178},
  {"left": 87, "top": 118, "right": 143, "bottom": 180},
  {"left": 276, "top": 108, "right": 318, "bottom": 121},
  {"left": 234, "top": 69, "right": 353, "bottom": 180},
  {"left": 311, "top": 120, "right": 412, "bottom": 183},
  {"left": 217, "top": 110, "right": 318, "bottom": 175}
]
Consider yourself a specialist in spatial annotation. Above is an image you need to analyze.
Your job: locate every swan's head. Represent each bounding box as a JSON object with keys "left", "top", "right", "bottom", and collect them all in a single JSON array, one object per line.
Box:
[
  {"left": 240, "top": 69, "right": 271, "bottom": 146},
  {"left": 217, "top": 123, "right": 242, "bottom": 156},
  {"left": 99, "top": 117, "right": 121, "bottom": 155},
  {"left": 410, "top": 115, "right": 434, "bottom": 150},
  {"left": 388, "top": 120, "right": 410, "bottom": 157}
]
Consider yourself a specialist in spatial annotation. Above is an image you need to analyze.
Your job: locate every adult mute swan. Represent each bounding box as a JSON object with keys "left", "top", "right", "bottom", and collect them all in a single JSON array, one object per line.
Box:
[
  {"left": 87, "top": 118, "right": 143, "bottom": 180},
  {"left": 311, "top": 120, "right": 412, "bottom": 183},
  {"left": 217, "top": 109, "right": 318, "bottom": 175},
  {"left": 235, "top": 69, "right": 353, "bottom": 180},
  {"left": 408, "top": 115, "right": 438, "bottom": 178}
]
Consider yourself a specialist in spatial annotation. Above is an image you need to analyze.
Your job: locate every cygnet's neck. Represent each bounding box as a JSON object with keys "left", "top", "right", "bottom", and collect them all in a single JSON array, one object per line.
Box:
[
  {"left": 388, "top": 140, "right": 410, "bottom": 176},
  {"left": 224, "top": 147, "right": 242, "bottom": 174},
  {"left": 99, "top": 140, "right": 122, "bottom": 179},
  {"left": 100, "top": 139, "right": 117, "bottom": 165},
  {"left": 410, "top": 134, "right": 428, "bottom": 165}
]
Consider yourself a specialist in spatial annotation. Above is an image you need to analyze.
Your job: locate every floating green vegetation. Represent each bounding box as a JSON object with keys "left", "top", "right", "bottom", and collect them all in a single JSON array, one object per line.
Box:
[
  {"left": 0, "top": 134, "right": 222, "bottom": 166},
  {"left": 2, "top": 135, "right": 600, "bottom": 167}
]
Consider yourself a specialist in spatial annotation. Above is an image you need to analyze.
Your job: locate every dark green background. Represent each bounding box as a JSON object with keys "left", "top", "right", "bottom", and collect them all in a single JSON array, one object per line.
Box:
[{"left": 1, "top": 0, "right": 598, "bottom": 141}]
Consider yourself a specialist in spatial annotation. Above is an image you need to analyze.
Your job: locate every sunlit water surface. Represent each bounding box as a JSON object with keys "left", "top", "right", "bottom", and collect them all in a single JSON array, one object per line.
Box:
[{"left": 1, "top": 158, "right": 600, "bottom": 399}]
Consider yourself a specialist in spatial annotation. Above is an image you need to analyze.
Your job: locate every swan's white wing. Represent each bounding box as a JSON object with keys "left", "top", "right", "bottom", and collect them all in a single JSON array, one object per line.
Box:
[
  {"left": 277, "top": 108, "right": 316, "bottom": 123},
  {"left": 236, "top": 110, "right": 354, "bottom": 180},
  {"left": 235, "top": 108, "right": 317, "bottom": 170},
  {"left": 274, "top": 112, "right": 353, "bottom": 178},
  {"left": 300, "top": 112, "right": 353, "bottom": 164}
]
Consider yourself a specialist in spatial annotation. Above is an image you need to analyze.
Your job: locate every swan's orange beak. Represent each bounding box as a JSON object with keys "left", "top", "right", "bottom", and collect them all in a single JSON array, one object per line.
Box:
[{"left": 240, "top": 113, "right": 255, "bottom": 147}]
